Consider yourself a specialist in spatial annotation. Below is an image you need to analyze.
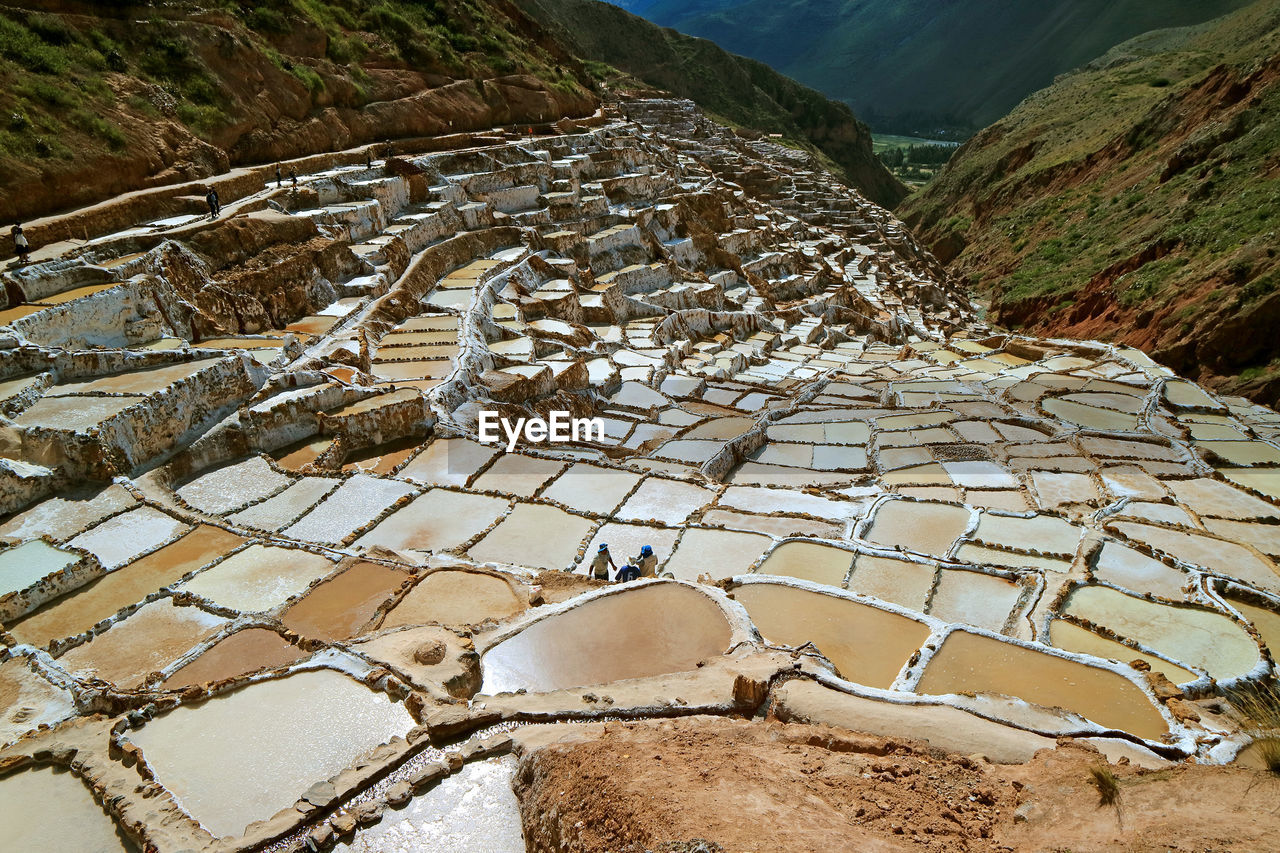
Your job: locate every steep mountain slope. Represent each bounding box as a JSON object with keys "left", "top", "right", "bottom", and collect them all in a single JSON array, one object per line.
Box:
[
  {"left": 901, "top": 0, "right": 1280, "bottom": 405},
  {"left": 518, "top": 0, "right": 906, "bottom": 207},
  {"left": 0, "top": 0, "right": 598, "bottom": 224},
  {"left": 0, "top": 0, "right": 901, "bottom": 225},
  {"left": 612, "top": 0, "right": 1252, "bottom": 134}
]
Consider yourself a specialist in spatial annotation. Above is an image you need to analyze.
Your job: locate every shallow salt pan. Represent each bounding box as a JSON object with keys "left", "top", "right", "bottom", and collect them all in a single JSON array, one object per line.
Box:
[
  {"left": 56, "top": 599, "right": 229, "bottom": 688},
  {"left": 1063, "top": 585, "right": 1260, "bottom": 679},
  {"left": 383, "top": 569, "right": 525, "bottom": 629},
  {"left": 162, "top": 628, "right": 305, "bottom": 689},
  {"left": 396, "top": 437, "right": 498, "bottom": 487},
  {"left": 927, "top": 569, "right": 1022, "bottom": 633},
  {"left": 664, "top": 527, "right": 772, "bottom": 582},
  {"left": 540, "top": 464, "right": 644, "bottom": 515},
  {"left": 178, "top": 545, "right": 335, "bottom": 612},
  {"left": 14, "top": 395, "right": 140, "bottom": 431},
  {"left": 1048, "top": 619, "right": 1196, "bottom": 684},
  {"left": 916, "top": 629, "right": 1167, "bottom": 740},
  {"left": 336, "top": 757, "right": 524, "bottom": 852},
  {"left": 848, "top": 555, "right": 935, "bottom": 611},
  {"left": 0, "top": 485, "right": 136, "bottom": 542},
  {"left": 356, "top": 489, "right": 509, "bottom": 553},
  {"left": 66, "top": 505, "right": 190, "bottom": 569},
  {"left": 467, "top": 503, "right": 595, "bottom": 570},
  {"left": 283, "top": 474, "right": 416, "bottom": 543},
  {"left": 0, "top": 657, "right": 76, "bottom": 747},
  {"left": 280, "top": 561, "right": 407, "bottom": 641},
  {"left": 0, "top": 539, "right": 81, "bottom": 596},
  {"left": 126, "top": 669, "right": 414, "bottom": 838},
  {"left": 481, "top": 582, "right": 731, "bottom": 693},
  {"left": 469, "top": 454, "right": 566, "bottom": 497},
  {"left": 614, "top": 477, "right": 715, "bottom": 525},
  {"left": 734, "top": 582, "right": 929, "bottom": 689},
  {"left": 716, "top": 486, "right": 861, "bottom": 520},
  {"left": 755, "top": 541, "right": 852, "bottom": 587},
  {"left": 0, "top": 766, "right": 135, "bottom": 852},
  {"left": 1091, "top": 541, "right": 1186, "bottom": 599},
  {"left": 176, "top": 457, "right": 292, "bottom": 515},
  {"left": 863, "top": 500, "right": 970, "bottom": 558},
  {"left": 225, "top": 477, "right": 339, "bottom": 530}
]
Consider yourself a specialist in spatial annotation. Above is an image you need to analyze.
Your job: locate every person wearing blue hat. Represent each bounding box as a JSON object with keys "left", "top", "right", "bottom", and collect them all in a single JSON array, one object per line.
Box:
[
  {"left": 588, "top": 543, "right": 616, "bottom": 581},
  {"left": 631, "top": 543, "right": 658, "bottom": 578}
]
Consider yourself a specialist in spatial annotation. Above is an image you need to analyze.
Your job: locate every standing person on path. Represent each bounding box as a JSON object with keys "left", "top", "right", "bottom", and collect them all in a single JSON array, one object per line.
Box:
[
  {"left": 205, "top": 188, "right": 220, "bottom": 219},
  {"left": 588, "top": 543, "right": 617, "bottom": 581},
  {"left": 11, "top": 224, "right": 30, "bottom": 264},
  {"left": 275, "top": 163, "right": 283, "bottom": 188},
  {"left": 290, "top": 167, "right": 297, "bottom": 187}
]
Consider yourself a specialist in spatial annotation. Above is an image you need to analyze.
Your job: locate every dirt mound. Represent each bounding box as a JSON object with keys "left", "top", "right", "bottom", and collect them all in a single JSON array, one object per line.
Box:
[
  {"left": 532, "top": 569, "right": 609, "bottom": 604},
  {"left": 514, "top": 715, "right": 1280, "bottom": 852}
]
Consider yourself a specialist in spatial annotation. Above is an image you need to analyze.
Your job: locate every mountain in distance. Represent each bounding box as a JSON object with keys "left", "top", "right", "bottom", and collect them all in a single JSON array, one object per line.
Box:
[
  {"left": 518, "top": 0, "right": 906, "bottom": 206},
  {"left": 610, "top": 0, "right": 1254, "bottom": 135},
  {"left": 901, "top": 0, "right": 1280, "bottom": 404}
]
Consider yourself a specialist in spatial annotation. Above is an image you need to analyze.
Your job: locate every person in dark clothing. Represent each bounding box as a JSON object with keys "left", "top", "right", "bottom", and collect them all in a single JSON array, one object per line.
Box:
[
  {"left": 205, "top": 188, "right": 220, "bottom": 218},
  {"left": 366, "top": 151, "right": 372, "bottom": 169},
  {"left": 11, "top": 224, "right": 30, "bottom": 264},
  {"left": 275, "top": 164, "right": 283, "bottom": 188},
  {"left": 290, "top": 167, "right": 297, "bottom": 187}
]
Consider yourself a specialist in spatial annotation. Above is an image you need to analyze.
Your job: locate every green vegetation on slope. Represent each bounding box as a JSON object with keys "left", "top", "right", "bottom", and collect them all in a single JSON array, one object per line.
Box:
[
  {"left": 873, "top": 136, "right": 957, "bottom": 188},
  {"left": 614, "top": 0, "right": 1252, "bottom": 135},
  {"left": 900, "top": 0, "right": 1280, "bottom": 404},
  {"left": 517, "top": 0, "right": 907, "bottom": 208},
  {"left": 0, "top": 0, "right": 594, "bottom": 222}
]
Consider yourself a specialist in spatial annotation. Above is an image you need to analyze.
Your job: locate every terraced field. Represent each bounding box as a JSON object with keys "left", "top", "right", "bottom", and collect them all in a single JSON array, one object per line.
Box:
[{"left": 0, "top": 98, "right": 1278, "bottom": 851}]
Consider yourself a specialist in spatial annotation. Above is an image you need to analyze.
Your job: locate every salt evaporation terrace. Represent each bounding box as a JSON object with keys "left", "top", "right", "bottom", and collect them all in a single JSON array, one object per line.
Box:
[{"left": 0, "top": 98, "right": 1279, "bottom": 850}]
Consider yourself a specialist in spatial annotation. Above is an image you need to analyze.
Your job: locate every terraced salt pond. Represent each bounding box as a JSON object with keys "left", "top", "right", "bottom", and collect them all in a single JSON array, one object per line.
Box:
[
  {"left": 0, "top": 766, "right": 136, "bottom": 852},
  {"left": 381, "top": 569, "right": 525, "bottom": 629},
  {"left": 734, "top": 582, "right": 930, "bottom": 688},
  {"left": 863, "top": 500, "right": 970, "bottom": 557},
  {"left": 0, "top": 539, "right": 81, "bottom": 597},
  {"left": 335, "top": 757, "right": 524, "bottom": 852},
  {"left": 916, "top": 630, "right": 1168, "bottom": 739},
  {"left": 6, "top": 96, "right": 1280, "bottom": 850},
  {"left": 481, "top": 583, "right": 732, "bottom": 693},
  {"left": 178, "top": 545, "right": 335, "bottom": 612},
  {"left": 1062, "top": 585, "right": 1261, "bottom": 679},
  {"left": 127, "top": 669, "right": 414, "bottom": 838}
]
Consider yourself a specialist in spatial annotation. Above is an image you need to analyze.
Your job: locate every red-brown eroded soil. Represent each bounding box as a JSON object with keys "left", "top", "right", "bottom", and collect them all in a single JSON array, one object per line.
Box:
[{"left": 514, "top": 715, "right": 1280, "bottom": 852}]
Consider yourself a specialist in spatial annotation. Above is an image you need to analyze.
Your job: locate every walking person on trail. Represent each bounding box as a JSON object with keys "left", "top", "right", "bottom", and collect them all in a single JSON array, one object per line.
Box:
[
  {"left": 275, "top": 163, "right": 283, "bottom": 188},
  {"left": 588, "top": 543, "right": 617, "bottom": 581},
  {"left": 10, "top": 224, "right": 30, "bottom": 264},
  {"left": 205, "top": 188, "right": 220, "bottom": 219},
  {"left": 290, "top": 167, "right": 297, "bottom": 187}
]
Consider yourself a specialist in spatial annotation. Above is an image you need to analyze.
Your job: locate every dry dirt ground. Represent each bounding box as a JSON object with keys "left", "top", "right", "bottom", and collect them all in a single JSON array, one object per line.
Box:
[{"left": 514, "top": 716, "right": 1280, "bottom": 853}]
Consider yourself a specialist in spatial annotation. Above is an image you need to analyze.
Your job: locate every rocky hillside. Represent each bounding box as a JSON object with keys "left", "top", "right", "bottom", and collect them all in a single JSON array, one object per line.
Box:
[
  {"left": 611, "top": 0, "right": 1252, "bottom": 135},
  {"left": 901, "top": 0, "right": 1280, "bottom": 405},
  {"left": 0, "top": 0, "right": 901, "bottom": 225},
  {"left": 517, "top": 0, "right": 906, "bottom": 208}
]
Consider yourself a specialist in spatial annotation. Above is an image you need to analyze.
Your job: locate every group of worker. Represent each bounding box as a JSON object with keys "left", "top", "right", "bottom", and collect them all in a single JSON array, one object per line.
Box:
[{"left": 587, "top": 543, "right": 660, "bottom": 583}]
